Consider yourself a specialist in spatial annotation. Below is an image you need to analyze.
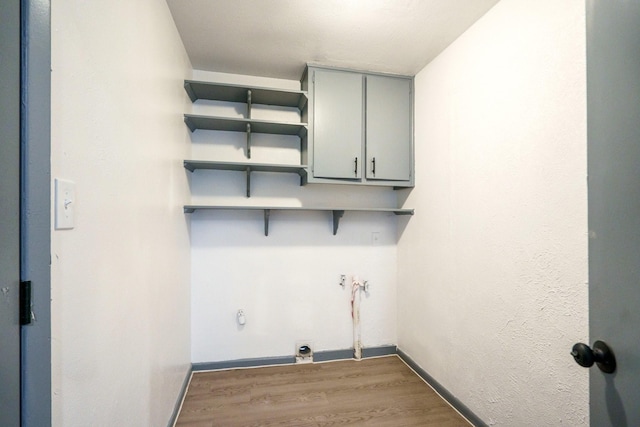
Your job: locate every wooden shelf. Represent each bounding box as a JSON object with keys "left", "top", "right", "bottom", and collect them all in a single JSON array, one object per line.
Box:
[
  {"left": 183, "top": 160, "right": 308, "bottom": 197},
  {"left": 184, "top": 114, "right": 307, "bottom": 137},
  {"left": 184, "top": 80, "right": 308, "bottom": 110},
  {"left": 183, "top": 205, "right": 414, "bottom": 236}
]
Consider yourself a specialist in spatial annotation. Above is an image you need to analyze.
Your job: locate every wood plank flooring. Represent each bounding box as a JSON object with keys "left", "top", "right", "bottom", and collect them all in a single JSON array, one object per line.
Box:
[{"left": 176, "top": 356, "right": 470, "bottom": 426}]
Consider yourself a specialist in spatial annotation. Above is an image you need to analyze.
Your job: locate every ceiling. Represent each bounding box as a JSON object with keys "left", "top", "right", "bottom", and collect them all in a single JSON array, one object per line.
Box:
[{"left": 166, "top": 0, "right": 501, "bottom": 81}]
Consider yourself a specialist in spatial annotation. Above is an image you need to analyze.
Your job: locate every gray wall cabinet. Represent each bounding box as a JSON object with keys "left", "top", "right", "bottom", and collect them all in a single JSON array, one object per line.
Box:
[{"left": 305, "top": 66, "right": 414, "bottom": 187}]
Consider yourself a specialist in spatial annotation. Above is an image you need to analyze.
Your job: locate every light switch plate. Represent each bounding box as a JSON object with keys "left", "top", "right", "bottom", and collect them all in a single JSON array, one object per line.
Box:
[{"left": 55, "top": 178, "right": 75, "bottom": 230}]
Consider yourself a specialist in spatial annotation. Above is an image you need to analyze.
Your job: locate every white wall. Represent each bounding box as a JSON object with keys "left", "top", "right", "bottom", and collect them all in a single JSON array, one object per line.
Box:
[
  {"left": 397, "top": 0, "right": 588, "bottom": 425},
  {"left": 51, "top": 1, "right": 192, "bottom": 425},
  {"left": 190, "top": 70, "right": 400, "bottom": 363}
]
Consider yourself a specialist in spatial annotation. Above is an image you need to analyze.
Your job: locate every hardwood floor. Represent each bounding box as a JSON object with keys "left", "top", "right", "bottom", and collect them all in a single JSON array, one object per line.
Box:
[{"left": 176, "top": 355, "right": 470, "bottom": 426}]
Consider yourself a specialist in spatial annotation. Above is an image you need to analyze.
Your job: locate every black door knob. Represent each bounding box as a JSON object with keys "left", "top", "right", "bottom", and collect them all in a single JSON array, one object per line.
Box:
[{"left": 571, "top": 340, "right": 616, "bottom": 374}]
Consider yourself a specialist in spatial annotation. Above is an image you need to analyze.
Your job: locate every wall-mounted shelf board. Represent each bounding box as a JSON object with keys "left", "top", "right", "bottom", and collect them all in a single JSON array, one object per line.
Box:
[
  {"left": 184, "top": 160, "right": 307, "bottom": 174},
  {"left": 184, "top": 114, "right": 307, "bottom": 136},
  {"left": 184, "top": 80, "right": 308, "bottom": 110},
  {"left": 183, "top": 205, "right": 414, "bottom": 236},
  {"left": 183, "top": 160, "right": 308, "bottom": 197}
]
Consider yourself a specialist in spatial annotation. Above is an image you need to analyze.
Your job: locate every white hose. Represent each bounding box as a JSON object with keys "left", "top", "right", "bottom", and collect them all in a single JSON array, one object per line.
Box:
[{"left": 351, "top": 278, "right": 362, "bottom": 360}]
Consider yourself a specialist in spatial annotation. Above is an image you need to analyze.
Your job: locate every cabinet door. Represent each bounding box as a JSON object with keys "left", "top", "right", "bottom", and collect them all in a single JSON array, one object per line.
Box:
[
  {"left": 312, "top": 69, "right": 363, "bottom": 179},
  {"left": 365, "top": 75, "right": 412, "bottom": 181}
]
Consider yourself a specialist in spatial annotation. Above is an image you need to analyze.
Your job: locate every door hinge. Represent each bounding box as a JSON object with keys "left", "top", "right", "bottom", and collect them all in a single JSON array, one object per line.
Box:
[{"left": 20, "top": 280, "right": 32, "bottom": 325}]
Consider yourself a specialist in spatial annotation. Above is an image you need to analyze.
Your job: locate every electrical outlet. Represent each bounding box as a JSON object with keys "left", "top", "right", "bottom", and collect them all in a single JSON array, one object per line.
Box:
[
  {"left": 372, "top": 231, "right": 380, "bottom": 245},
  {"left": 237, "top": 309, "right": 246, "bottom": 326}
]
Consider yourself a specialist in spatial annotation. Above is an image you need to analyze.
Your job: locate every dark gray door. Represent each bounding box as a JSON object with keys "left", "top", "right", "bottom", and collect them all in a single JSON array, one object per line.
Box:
[
  {"left": 586, "top": 1, "right": 640, "bottom": 426},
  {"left": 0, "top": 0, "right": 22, "bottom": 425}
]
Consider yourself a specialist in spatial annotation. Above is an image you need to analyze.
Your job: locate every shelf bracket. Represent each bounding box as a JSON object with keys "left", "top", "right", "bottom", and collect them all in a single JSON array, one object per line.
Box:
[
  {"left": 184, "top": 81, "right": 197, "bottom": 102},
  {"left": 264, "top": 209, "right": 271, "bottom": 236},
  {"left": 246, "top": 123, "right": 251, "bottom": 159},
  {"left": 184, "top": 115, "right": 196, "bottom": 133},
  {"left": 245, "top": 167, "right": 251, "bottom": 198},
  {"left": 183, "top": 160, "right": 195, "bottom": 172},
  {"left": 297, "top": 94, "right": 308, "bottom": 112},
  {"left": 247, "top": 89, "right": 252, "bottom": 119},
  {"left": 332, "top": 210, "right": 345, "bottom": 235},
  {"left": 298, "top": 169, "right": 306, "bottom": 186}
]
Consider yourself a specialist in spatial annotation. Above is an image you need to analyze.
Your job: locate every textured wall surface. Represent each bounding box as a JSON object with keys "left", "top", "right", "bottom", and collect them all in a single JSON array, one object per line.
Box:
[
  {"left": 50, "top": 1, "right": 192, "bottom": 425},
  {"left": 397, "top": 0, "right": 589, "bottom": 425},
  {"left": 189, "top": 71, "right": 400, "bottom": 363}
]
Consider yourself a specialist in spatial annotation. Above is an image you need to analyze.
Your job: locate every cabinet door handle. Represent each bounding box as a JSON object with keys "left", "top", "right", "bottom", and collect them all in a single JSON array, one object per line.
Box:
[
  {"left": 354, "top": 157, "right": 358, "bottom": 176},
  {"left": 372, "top": 157, "right": 376, "bottom": 176}
]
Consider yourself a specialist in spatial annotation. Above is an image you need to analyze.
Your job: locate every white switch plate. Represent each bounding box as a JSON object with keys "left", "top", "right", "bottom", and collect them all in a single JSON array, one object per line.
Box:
[{"left": 55, "top": 178, "right": 75, "bottom": 230}]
